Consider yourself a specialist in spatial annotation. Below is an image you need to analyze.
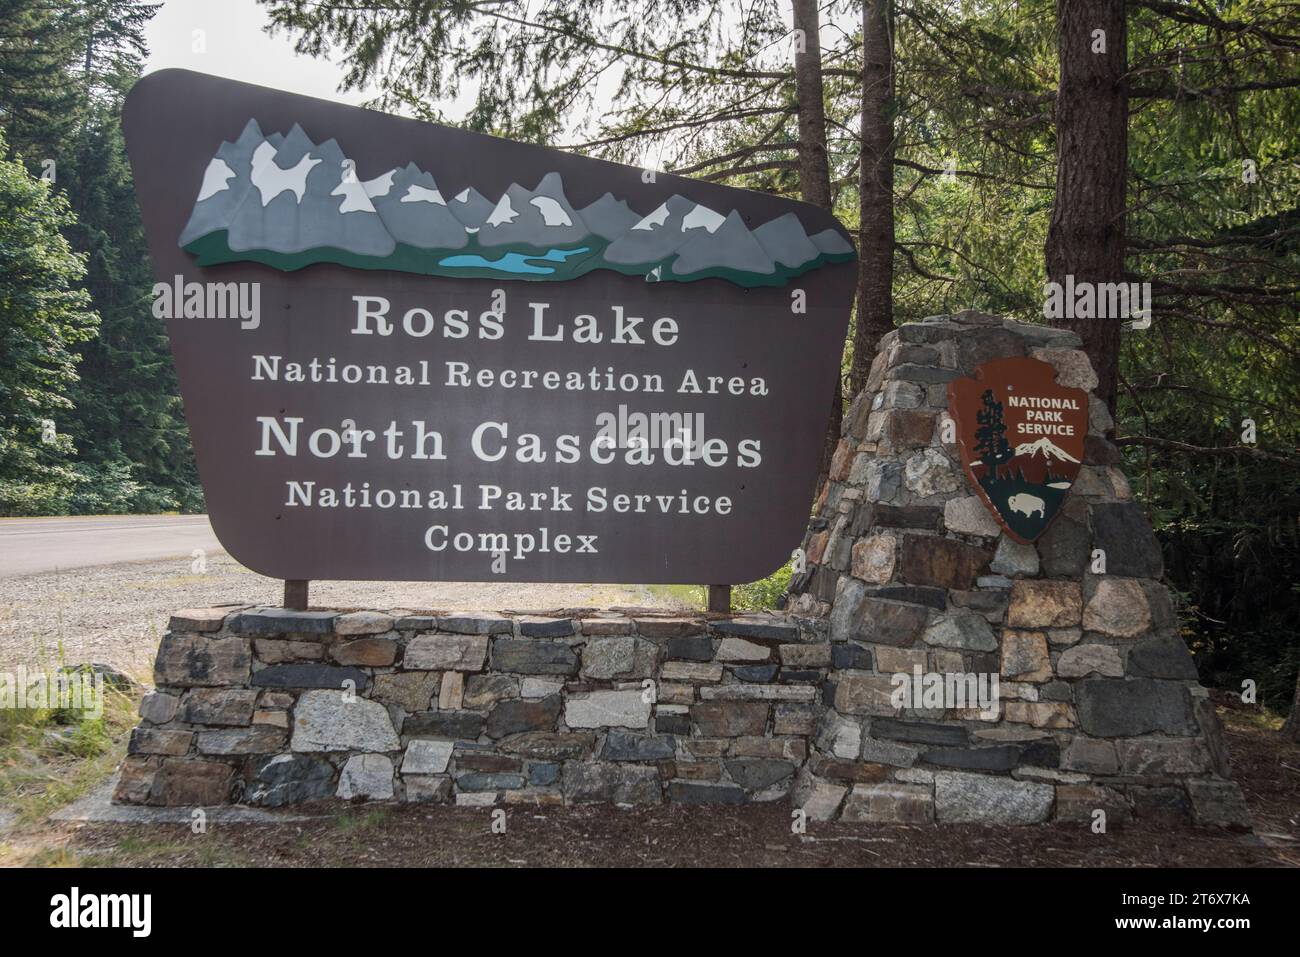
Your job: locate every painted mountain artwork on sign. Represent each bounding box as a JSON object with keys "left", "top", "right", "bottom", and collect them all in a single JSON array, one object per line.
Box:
[
  {"left": 178, "top": 119, "right": 856, "bottom": 287},
  {"left": 948, "top": 357, "right": 1088, "bottom": 543}
]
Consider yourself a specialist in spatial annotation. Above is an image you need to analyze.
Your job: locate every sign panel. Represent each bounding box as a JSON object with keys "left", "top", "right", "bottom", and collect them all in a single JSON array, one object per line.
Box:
[
  {"left": 123, "top": 70, "right": 857, "bottom": 583},
  {"left": 948, "top": 357, "right": 1088, "bottom": 543}
]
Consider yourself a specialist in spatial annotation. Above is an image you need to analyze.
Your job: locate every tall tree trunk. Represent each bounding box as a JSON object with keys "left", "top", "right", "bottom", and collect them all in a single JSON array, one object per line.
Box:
[
  {"left": 851, "top": 0, "right": 895, "bottom": 398},
  {"left": 793, "top": 0, "right": 832, "bottom": 210},
  {"left": 1283, "top": 670, "right": 1300, "bottom": 742},
  {"left": 793, "top": 0, "right": 840, "bottom": 492},
  {"left": 1045, "top": 0, "right": 1127, "bottom": 412}
]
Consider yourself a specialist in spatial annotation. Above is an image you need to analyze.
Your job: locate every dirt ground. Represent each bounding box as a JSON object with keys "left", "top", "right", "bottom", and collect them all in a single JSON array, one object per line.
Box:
[{"left": 8, "top": 702, "right": 1298, "bottom": 868}]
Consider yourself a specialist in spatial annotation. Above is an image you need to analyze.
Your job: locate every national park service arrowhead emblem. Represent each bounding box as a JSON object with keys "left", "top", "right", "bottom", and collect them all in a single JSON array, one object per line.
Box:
[{"left": 948, "top": 357, "right": 1088, "bottom": 544}]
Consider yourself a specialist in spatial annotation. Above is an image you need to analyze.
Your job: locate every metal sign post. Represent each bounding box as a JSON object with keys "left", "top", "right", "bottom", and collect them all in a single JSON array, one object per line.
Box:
[
  {"left": 707, "top": 584, "right": 732, "bottom": 614},
  {"left": 284, "top": 579, "right": 309, "bottom": 610}
]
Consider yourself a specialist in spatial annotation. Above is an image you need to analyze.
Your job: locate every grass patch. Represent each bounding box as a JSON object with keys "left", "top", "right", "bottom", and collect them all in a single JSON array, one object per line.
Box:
[
  {"left": 645, "top": 583, "right": 704, "bottom": 608},
  {"left": 731, "top": 560, "right": 795, "bottom": 611},
  {"left": 332, "top": 807, "right": 392, "bottom": 833},
  {"left": 1221, "top": 703, "right": 1286, "bottom": 733},
  {"left": 23, "top": 846, "right": 84, "bottom": 868},
  {"left": 57, "top": 832, "right": 249, "bottom": 868},
  {"left": 0, "top": 678, "right": 139, "bottom": 824},
  {"left": 645, "top": 560, "right": 795, "bottom": 613}
]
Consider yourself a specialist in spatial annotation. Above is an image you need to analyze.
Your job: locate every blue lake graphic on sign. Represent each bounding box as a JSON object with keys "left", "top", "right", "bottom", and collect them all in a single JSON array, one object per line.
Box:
[{"left": 438, "top": 246, "right": 592, "bottom": 275}]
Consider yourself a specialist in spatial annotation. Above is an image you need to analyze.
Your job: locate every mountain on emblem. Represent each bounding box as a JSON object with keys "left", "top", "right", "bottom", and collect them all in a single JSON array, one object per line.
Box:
[
  {"left": 176, "top": 119, "right": 856, "bottom": 287},
  {"left": 948, "top": 356, "right": 1089, "bottom": 543}
]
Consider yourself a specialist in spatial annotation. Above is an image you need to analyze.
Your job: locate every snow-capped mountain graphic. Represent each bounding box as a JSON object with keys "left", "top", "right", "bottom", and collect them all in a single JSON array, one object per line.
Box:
[
  {"left": 179, "top": 119, "right": 273, "bottom": 247},
  {"left": 675, "top": 209, "right": 775, "bottom": 276},
  {"left": 604, "top": 194, "right": 700, "bottom": 265},
  {"left": 1009, "top": 436, "right": 1080, "bottom": 484},
  {"left": 1013, "top": 437, "right": 1080, "bottom": 464},
  {"left": 477, "top": 171, "right": 589, "bottom": 248},
  {"left": 447, "top": 187, "right": 494, "bottom": 232},
  {"left": 369, "top": 163, "right": 467, "bottom": 250},
  {"left": 225, "top": 124, "right": 396, "bottom": 258},
  {"left": 178, "top": 119, "right": 856, "bottom": 286},
  {"left": 578, "top": 193, "right": 640, "bottom": 240}
]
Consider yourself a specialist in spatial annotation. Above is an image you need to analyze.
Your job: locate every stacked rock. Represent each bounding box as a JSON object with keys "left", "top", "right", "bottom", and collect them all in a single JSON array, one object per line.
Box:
[
  {"left": 116, "top": 607, "right": 831, "bottom": 808},
  {"left": 785, "top": 311, "right": 1248, "bottom": 827}
]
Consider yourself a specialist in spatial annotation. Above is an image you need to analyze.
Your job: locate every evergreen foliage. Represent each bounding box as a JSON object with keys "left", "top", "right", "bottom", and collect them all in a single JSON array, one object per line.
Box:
[{"left": 0, "top": 0, "right": 197, "bottom": 515}]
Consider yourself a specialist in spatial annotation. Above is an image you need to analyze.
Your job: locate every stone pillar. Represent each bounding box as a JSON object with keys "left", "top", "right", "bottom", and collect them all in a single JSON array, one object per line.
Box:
[{"left": 787, "top": 311, "right": 1248, "bottom": 828}]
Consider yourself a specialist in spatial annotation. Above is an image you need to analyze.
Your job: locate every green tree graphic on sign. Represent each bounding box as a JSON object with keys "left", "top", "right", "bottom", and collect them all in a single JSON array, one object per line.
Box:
[{"left": 974, "top": 388, "right": 1013, "bottom": 478}]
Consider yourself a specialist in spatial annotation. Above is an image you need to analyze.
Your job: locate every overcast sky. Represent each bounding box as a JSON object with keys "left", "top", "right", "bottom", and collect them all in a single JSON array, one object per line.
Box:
[
  {"left": 143, "top": 0, "right": 375, "bottom": 106},
  {"left": 140, "top": 0, "right": 816, "bottom": 160}
]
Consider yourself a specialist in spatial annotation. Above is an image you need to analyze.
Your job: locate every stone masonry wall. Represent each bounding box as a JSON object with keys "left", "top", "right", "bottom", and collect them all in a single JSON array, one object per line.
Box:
[
  {"left": 117, "top": 607, "right": 825, "bottom": 808},
  {"left": 784, "top": 310, "right": 1248, "bottom": 828}
]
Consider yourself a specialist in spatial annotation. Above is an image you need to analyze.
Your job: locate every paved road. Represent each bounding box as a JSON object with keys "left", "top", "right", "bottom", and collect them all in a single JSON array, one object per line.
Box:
[{"left": 0, "top": 515, "right": 222, "bottom": 577}]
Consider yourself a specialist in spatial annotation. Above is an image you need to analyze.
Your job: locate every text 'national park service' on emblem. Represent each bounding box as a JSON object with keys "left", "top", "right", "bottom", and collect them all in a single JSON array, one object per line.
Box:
[{"left": 948, "top": 357, "right": 1088, "bottom": 544}]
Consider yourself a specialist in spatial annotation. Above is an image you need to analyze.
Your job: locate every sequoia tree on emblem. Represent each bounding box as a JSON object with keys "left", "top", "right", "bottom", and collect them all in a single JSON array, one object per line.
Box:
[{"left": 948, "top": 357, "right": 1089, "bottom": 543}]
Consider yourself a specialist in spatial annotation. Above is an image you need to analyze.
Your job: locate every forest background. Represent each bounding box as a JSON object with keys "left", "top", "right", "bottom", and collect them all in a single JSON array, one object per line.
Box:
[{"left": 0, "top": 0, "right": 1295, "bottom": 718}]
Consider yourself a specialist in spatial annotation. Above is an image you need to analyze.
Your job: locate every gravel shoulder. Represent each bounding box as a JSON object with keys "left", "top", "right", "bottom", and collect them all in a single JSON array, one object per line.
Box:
[{"left": 0, "top": 552, "right": 682, "bottom": 679}]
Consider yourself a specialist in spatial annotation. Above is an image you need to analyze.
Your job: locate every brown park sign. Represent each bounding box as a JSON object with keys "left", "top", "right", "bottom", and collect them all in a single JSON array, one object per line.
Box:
[
  {"left": 948, "top": 357, "right": 1088, "bottom": 543},
  {"left": 122, "top": 70, "right": 857, "bottom": 583}
]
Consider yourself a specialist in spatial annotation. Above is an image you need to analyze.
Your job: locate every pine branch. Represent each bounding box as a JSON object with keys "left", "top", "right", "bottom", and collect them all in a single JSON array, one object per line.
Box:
[
  {"left": 474, "top": 5, "right": 796, "bottom": 81},
  {"left": 560, "top": 105, "right": 795, "bottom": 151},
  {"left": 1114, "top": 434, "right": 1297, "bottom": 464},
  {"left": 894, "top": 157, "right": 1053, "bottom": 191},
  {"left": 1129, "top": 0, "right": 1300, "bottom": 50},
  {"left": 897, "top": 243, "right": 956, "bottom": 283},
  {"left": 701, "top": 159, "right": 798, "bottom": 181},
  {"left": 1128, "top": 228, "right": 1300, "bottom": 250},
  {"left": 670, "top": 141, "right": 799, "bottom": 176},
  {"left": 1131, "top": 77, "right": 1300, "bottom": 100},
  {"left": 1153, "top": 305, "right": 1300, "bottom": 361}
]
